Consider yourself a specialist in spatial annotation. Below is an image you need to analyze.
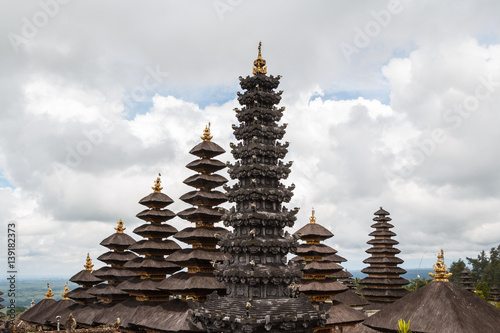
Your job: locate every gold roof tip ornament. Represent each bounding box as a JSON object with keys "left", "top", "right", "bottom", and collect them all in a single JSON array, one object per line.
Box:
[
  {"left": 201, "top": 123, "right": 213, "bottom": 142},
  {"left": 45, "top": 282, "right": 54, "bottom": 299},
  {"left": 115, "top": 219, "right": 126, "bottom": 233},
  {"left": 253, "top": 41, "right": 267, "bottom": 75},
  {"left": 84, "top": 253, "right": 94, "bottom": 272},
  {"left": 309, "top": 207, "right": 316, "bottom": 224},
  {"left": 152, "top": 173, "right": 163, "bottom": 193},
  {"left": 62, "top": 281, "right": 70, "bottom": 300},
  {"left": 429, "top": 249, "right": 453, "bottom": 282}
]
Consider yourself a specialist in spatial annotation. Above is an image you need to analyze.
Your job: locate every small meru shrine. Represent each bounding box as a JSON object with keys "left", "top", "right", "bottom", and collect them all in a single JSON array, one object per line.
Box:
[{"left": 9, "top": 44, "right": 500, "bottom": 333}]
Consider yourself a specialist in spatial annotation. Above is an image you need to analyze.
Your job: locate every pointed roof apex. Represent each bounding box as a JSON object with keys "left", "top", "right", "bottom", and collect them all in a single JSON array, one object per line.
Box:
[
  {"left": 84, "top": 253, "right": 94, "bottom": 272},
  {"left": 62, "top": 281, "right": 70, "bottom": 300},
  {"left": 253, "top": 42, "right": 267, "bottom": 75},
  {"left": 152, "top": 174, "right": 163, "bottom": 193},
  {"left": 115, "top": 219, "right": 126, "bottom": 233},
  {"left": 374, "top": 207, "right": 390, "bottom": 216},
  {"left": 45, "top": 283, "right": 54, "bottom": 299},
  {"left": 309, "top": 207, "right": 316, "bottom": 224},
  {"left": 429, "top": 249, "right": 452, "bottom": 282},
  {"left": 201, "top": 123, "right": 213, "bottom": 142}
]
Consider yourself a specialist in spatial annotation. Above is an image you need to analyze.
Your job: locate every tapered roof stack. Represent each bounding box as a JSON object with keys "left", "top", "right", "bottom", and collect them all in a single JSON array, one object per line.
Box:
[
  {"left": 489, "top": 285, "right": 500, "bottom": 302},
  {"left": 88, "top": 219, "right": 137, "bottom": 303},
  {"left": 119, "top": 175, "right": 181, "bottom": 301},
  {"left": 66, "top": 254, "right": 103, "bottom": 305},
  {"left": 193, "top": 43, "right": 325, "bottom": 332},
  {"left": 359, "top": 208, "right": 409, "bottom": 310},
  {"left": 293, "top": 209, "right": 365, "bottom": 331},
  {"left": 19, "top": 283, "right": 58, "bottom": 324},
  {"left": 460, "top": 268, "right": 474, "bottom": 292},
  {"left": 158, "top": 125, "right": 230, "bottom": 302}
]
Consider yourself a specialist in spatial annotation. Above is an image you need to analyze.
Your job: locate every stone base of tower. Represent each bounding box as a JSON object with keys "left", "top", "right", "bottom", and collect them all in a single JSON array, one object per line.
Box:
[{"left": 192, "top": 292, "right": 326, "bottom": 333}]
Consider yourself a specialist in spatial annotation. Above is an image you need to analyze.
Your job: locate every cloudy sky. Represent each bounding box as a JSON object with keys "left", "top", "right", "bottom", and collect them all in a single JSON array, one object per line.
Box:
[{"left": 1, "top": 1, "right": 500, "bottom": 280}]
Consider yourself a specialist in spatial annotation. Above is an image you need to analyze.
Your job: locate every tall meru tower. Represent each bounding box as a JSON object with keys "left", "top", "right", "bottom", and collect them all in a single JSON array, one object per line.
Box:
[{"left": 193, "top": 43, "right": 326, "bottom": 333}]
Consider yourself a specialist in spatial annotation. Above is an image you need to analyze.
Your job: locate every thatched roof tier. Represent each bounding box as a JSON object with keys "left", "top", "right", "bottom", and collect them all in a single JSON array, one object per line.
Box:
[
  {"left": 133, "top": 223, "right": 178, "bottom": 239},
  {"left": 183, "top": 173, "right": 228, "bottom": 190},
  {"left": 139, "top": 192, "right": 174, "bottom": 209},
  {"left": 301, "top": 260, "right": 344, "bottom": 275},
  {"left": 358, "top": 277, "right": 410, "bottom": 286},
  {"left": 296, "top": 243, "right": 337, "bottom": 256},
  {"left": 325, "top": 300, "right": 366, "bottom": 326},
  {"left": 335, "top": 290, "right": 369, "bottom": 307},
  {"left": 358, "top": 288, "right": 410, "bottom": 299},
  {"left": 367, "top": 238, "right": 399, "bottom": 245},
  {"left": 31, "top": 299, "right": 75, "bottom": 326},
  {"left": 365, "top": 247, "right": 401, "bottom": 255},
  {"left": 177, "top": 206, "right": 224, "bottom": 223},
  {"left": 489, "top": 284, "right": 499, "bottom": 301},
  {"left": 118, "top": 276, "right": 169, "bottom": 296},
  {"left": 460, "top": 268, "right": 474, "bottom": 292},
  {"left": 69, "top": 269, "right": 103, "bottom": 286},
  {"left": 122, "top": 257, "right": 180, "bottom": 275},
  {"left": 374, "top": 207, "right": 390, "bottom": 215},
  {"left": 87, "top": 283, "right": 129, "bottom": 302},
  {"left": 332, "top": 269, "right": 353, "bottom": 279},
  {"left": 97, "top": 251, "right": 138, "bottom": 266},
  {"left": 298, "top": 279, "right": 348, "bottom": 295},
  {"left": 66, "top": 287, "right": 98, "bottom": 304},
  {"left": 92, "top": 299, "right": 157, "bottom": 328},
  {"left": 369, "top": 221, "right": 394, "bottom": 229},
  {"left": 136, "top": 209, "right": 176, "bottom": 223},
  {"left": 128, "top": 239, "right": 181, "bottom": 256},
  {"left": 93, "top": 266, "right": 136, "bottom": 283},
  {"left": 174, "top": 226, "right": 229, "bottom": 244},
  {"left": 99, "top": 232, "right": 136, "bottom": 251},
  {"left": 368, "top": 230, "right": 397, "bottom": 237},
  {"left": 324, "top": 253, "right": 348, "bottom": 263},
  {"left": 157, "top": 272, "right": 226, "bottom": 294},
  {"left": 189, "top": 140, "right": 225, "bottom": 159},
  {"left": 293, "top": 222, "right": 333, "bottom": 242},
  {"left": 360, "top": 281, "right": 500, "bottom": 333},
  {"left": 166, "top": 248, "right": 229, "bottom": 267},
  {"left": 363, "top": 257, "right": 404, "bottom": 264},
  {"left": 71, "top": 302, "right": 114, "bottom": 326},
  {"left": 361, "top": 267, "right": 407, "bottom": 275},
  {"left": 133, "top": 299, "right": 204, "bottom": 332},
  {"left": 19, "top": 298, "right": 57, "bottom": 324},
  {"left": 186, "top": 158, "right": 226, "bottom": 174},
  {"left": 180, "top": 190, "right": 227, "bottom": 207}
]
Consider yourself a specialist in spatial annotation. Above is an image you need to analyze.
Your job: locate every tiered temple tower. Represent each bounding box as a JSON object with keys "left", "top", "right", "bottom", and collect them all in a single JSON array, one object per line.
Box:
[
  {"left": 193, "top": 43, "right": 325, "bottom": 333},
  {"left": 90, "top": 220, "right": 137, "bottom": 303},
  {"left": 359, "top": 208, "right": 409, "bottom": 310},
  {"left": 67, "top": 254, "right": 102, "bottom": 305},
  {"left": 460, "top": 268, "right": 474, "bottom": 292},
  {"left": 293, "top": 209, "right": 365, "bottom": 332},
  {"left": 489, "top": 285, "right": 500, "bottom": 302},
  {"left": 158, "top": 126, "right": 230, "bottom": 301},
  {"left": 119, "top": 176, "right": 181, "bottom": 300}
]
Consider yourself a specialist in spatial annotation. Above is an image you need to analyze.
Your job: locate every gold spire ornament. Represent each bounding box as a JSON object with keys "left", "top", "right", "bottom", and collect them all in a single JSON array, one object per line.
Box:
[
  {"left": 152, "top": 174, "right": 163, "bottom": 193},
  {"left": 115, "top": 219, "right": 126, "bottom": 233},
  {"left": 429, "top": 249, "right": 453, "bottom": 282},
  {"left": 62, "top": 281, "right": 70, "bottom": 300},
  {"left": 201, "top": 124, "right": 213, "bottom": 142},
  {"left": 309, "top": 208, "right": 316, "bottom": 224},
  {"left": 84, "top": 253, "right": 94, "bottom": 272},
  {"left": 253, "top": 42, "right": 267, "bottom": 75},
  {"left": 45, "top": 283, "right": 54, "bottom": 299}
]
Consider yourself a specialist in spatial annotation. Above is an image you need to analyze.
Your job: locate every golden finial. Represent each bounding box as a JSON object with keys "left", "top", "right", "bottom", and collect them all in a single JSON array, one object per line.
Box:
[
  {"left": 152, "top": 174, "right": 163, "bottom": 193},
  {"left": 429, "top": 249, "right": 452, "bottom": 282},
  {"left": 45, "top": 283, "right": 54, "bottom": 299},
  {"left": 253, "top": 41, "right": 267, "bottom": 75},
  {"left": 309, "top": 207, "right": 316, "bottom": 224},
  {"left": 84, "top": 253, "right": 94, "bottom": 272},
  {"left": 62, "top": 281, "right": 70, "bottom": 300},
  {"left": 201, "top": 123, "right": 213, "bottom": 142},
  {"left": 115, "top": 219, "right": 126, "bottom": 233}
]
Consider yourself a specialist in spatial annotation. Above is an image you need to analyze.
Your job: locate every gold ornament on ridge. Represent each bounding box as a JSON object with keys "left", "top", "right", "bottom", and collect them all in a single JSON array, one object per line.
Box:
[{"left": 253, "top": 42, "right": 267, "bottom": 75}]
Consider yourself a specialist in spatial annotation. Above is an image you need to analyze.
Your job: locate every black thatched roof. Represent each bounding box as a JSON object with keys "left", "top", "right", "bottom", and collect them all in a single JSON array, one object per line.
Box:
[
  {"left": 180, "top": 190, "right": 227, "bottom": 207},
  {"left": 122, "top": 256, "right": 180, "bottom": 275},
  {"left": 296, "top": 243, "right": 337, "bottom": 256},
  {"left": 133, "top": 299, "right": 203, "bottom": 332},
  {"left": 93, "top": 299, "right": 157, "bottom": 328},
  {"left": 166, "top": 248, "right": 229, "bottom": 266},
  {"left": 177, "top": 206, "right": 224, "bottom": 223},
  {"left": 136, "top": 208, "right": 176, "bottom": 223},
  {"left": 69, "top": 269, "right": 102, "bottom": 286},
  {"left": 99, "top": 232, "right": 136, "bottom": 251},
  {"left": 157, "top": 272, "right": 226, "bottom": 293},
  {"left": 92, "top": 266, "right": 137, "bottom": 282},
  {"left": 32, "top": 299, "right": 75, "bottom": 325},
  {"left": 139, "top": 192, "right": 174, "bottom": 209},
  {"left": 66, "top": 287, "right": 98, "bottom": 303},
  {"left": 361, "top": 281, "right": 500, "bottom": 333},
  {"left": 97, "top": 251, "right": 138, "bottom": 266},
  {"left": 189, "top": 141, "right": 225, "bottom": 159},
  {"left": 324, "top": 253, "right": 348, "bottom": 263},
  {"left": 335, "top": 290, "right": 369, "bottom": 307},
  {"left": 174, "top": 226, "right": 229, "bottom": 243},
  {"left": 183, "top": 174, "right": 228, "bottom": 190},
  {"left": 19, "top": 298, "right": 56, "bottom": 323},
  {"left": 293, "top": 223, "right": 333, "bottom": 241},
  {"left": 298, "top": 278, "right": 348, "bottom": 295},
  {"left": 186, "top": 158, "right": 225, "bottom": 174},
  {"left": 133, "top": 223, "right": 178, "bottom": 238},
  {"left": 71, "top": 302, "right": 114, "bottom": 326},
  {"left": 87, "top": 283, "right": 129, "bottom": 299},
  {"left": 325, "top": 300, "right": 366, "bottom": 326},
  {"left": 128, "top": 239, "right": 181, "bottom": 256}
]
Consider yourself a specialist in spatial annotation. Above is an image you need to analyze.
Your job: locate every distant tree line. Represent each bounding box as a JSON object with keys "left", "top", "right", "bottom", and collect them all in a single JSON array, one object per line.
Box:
[{"left": 449, "top": 244, "right": 500, "bottom": 289}]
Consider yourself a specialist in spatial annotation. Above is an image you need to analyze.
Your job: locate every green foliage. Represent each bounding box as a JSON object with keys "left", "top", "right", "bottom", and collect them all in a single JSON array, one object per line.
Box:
[
  {"left": 397, "top": 319, "right": 412, "bottom": 333},
  {"left": 354, "top": 277, "right": 365, "bottom": 291},
  {"left": 405, "top": 277, "right": 431, "bottom": 292},
  {"left": 476, "top": 281, "right": 490, "bottom": 299},
  {"left": 449, "top": 258, "right": 466, "bottom": 283},
  {"left": 467, "top": 245, "right": 500, "bottom": 286},
  {"left": 474, "top": 289, "right": 485, "bottom": 300}
]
